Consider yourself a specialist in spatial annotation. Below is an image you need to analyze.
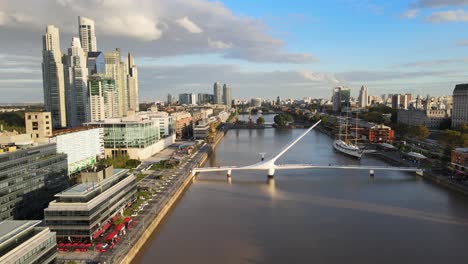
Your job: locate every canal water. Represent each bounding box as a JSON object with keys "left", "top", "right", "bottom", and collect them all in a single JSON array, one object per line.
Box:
[{"left": 135, "top": 127, "right": 468, "bottom": 264}]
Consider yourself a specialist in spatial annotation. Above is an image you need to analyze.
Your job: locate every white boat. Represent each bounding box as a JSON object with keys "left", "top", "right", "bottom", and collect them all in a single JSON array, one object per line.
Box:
[
  {"left": 333, "top": 111, "right": 363, "bottom": 159},
  {"left": 333, "top": 139, "right": 362, "bottom": 159}
]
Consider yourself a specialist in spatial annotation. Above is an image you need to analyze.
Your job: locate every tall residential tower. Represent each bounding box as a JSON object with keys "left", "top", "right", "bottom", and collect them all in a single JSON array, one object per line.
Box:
[
  {"left": 127, "top": 53, "right": 139, "bottom": 112},
  {"left": 42, "top": 25, "right": 67, "bottom": 128},
  {"left": 213, "top": 82, "right": 222, "bottom": 104},
  {"left": 78, "top": 16, "right": 97, "bottom": 54},
  {"left": 223, "top": 84, "right": 232, "bottom": 108}
]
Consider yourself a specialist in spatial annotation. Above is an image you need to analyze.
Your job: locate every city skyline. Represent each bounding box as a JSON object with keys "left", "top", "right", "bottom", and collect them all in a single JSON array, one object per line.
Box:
[{"left": 1, "top": 0, "right": 468, "bottom": 102}]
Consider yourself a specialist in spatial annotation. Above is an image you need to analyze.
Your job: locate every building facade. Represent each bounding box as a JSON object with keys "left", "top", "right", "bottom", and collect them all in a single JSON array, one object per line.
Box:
[
  {"left": 398, "top": 109, "right": 448, "bottom": 128},
  {"left": 213, "top": 82, "right": 222, "bottom": 105},
  {"left": 0, "top": 220, "right": 57, "bottom": 264},
  {"left": 50, "top": 127, "right": 104, "bottom": 175},
  {"left": 42, "top": 25, "right": 67, "bottom": 128},
  {"left": 44, "top": 168, "right": 136, "bottom": 241},
  {"left": 64, "top": 37, "right": 90, "bottom": 128},
  {"left": 451, "top": 148, "right": 468, "bottom": 176},
  {"left": 88, "top": 74, "right": 118, "bottom": 121},
  {"left": 358, "top": 85, "right": 368, "bottom": 108},
  {"left": 78, "top": 16, "right": 97, "bottom": 54},
  {"left": 0, "top": 143, "right": 68, "bottom": 220},
  {"left": 25, "top": 112, "right": 52, "bottom": 141},
  {"left": 171, "top": 112, "right": 193, "bottom": 139},
  {"left": 127, "top": 53, "right": 139, "bottom": 112},
  {"left": 86, "top": 117, "right": 175, "bottom": 159},
  {"left": 452, "top": 84, "right": 468, "bottom": 128},
  {"left": 332, "top": 86, "right": 350, "bottom": 112},
  {"left": 223, "top": 84, "right": 232, "bottom": 108}
]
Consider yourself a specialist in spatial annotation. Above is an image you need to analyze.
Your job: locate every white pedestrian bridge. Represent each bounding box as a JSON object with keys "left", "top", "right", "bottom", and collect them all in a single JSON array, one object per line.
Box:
[{"left": 192, "top": 120, "right": 423, "bottom": 178}]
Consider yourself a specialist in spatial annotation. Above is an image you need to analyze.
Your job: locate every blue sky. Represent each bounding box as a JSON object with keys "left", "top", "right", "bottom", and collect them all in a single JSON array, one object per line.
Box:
[{"left": 0, "top": 0, "right": 467, "bottom": 102}]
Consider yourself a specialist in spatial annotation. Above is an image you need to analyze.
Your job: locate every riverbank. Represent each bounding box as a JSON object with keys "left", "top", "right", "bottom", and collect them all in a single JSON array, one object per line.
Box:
[
  {"left": 118, "top": 131, "right": 226, "bottom": 264},
  {"left": 315, "top": 124, "right": 468, "bottom": 197}
]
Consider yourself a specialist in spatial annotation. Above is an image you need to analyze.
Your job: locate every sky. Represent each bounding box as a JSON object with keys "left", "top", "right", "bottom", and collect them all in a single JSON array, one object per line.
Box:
[{"left": 0, "top": 0, "right": 468, "bottom": 103}]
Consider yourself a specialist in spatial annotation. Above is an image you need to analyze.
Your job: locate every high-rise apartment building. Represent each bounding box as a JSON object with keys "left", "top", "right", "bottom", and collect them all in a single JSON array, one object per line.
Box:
[
  {"left": 167, "top": 93, "right": 175, "bottom": 105},
  {"left": 223, "top": 84, "right": 232, "bottom": 108},
  {"left": 213, "top": 82, "right": 222, "bottom": 104},
  {"left": 42, "top": 25, "right": 67, "bottom": 128},
  {"left": 358, "top": 85, "right": 368, "bottom": 108},
  {"left": 88, "top": 74, "right": 118, "bottom": 121},
  {"left": 332, "top": 86, "right": 351, "bottom": 112},
  {"left": 127, "top": 53, "right": 139, "bottom": 112},
  {"left": 452, "top": 84, "right": 468, "bottom": 128},
  {"left": 78, "top": 16, "right": 97, "bottom": 54},
  {"left": 104, "top": 50, "right": 122, "bottom": 118},
  {"left": 179, "top": 93, "right": 197, "bottom": 105},
  {"left": 64, "top": 37, "right": 90, "bottom": 127}
]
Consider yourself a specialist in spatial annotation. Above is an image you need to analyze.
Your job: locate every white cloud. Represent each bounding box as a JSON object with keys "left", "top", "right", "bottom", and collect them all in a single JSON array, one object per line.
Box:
[
  {"left": 411, "top": 0, "right": 468, "bottom": 8},
  {"left": 175, "top": 16, "right": 203, "bottom": 34},
  {"left": 0, "top": 0, "right": 315, "bottom": 63},
  {"left": 400, "top": 9, "right": 419, "bottom": 19},
  {"left": 299, "top": 71, "right": 340, "bottom": 84},
  {"left": 207, "top": 38, "right": 232, "bottom": 49},
  {"left": 426, "top": 9, "right": 468, "bottom": 22}
]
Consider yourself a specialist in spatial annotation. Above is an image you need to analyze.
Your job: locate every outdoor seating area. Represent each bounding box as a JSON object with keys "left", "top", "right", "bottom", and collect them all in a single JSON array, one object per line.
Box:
[{"left": 56, "top": 215, "right": 135, "bottom": 253}]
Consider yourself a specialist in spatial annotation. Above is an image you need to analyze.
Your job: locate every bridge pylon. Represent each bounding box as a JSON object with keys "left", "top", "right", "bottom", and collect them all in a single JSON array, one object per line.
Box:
[{"left": 267, "top": 168, "right": 275, "bottom": 179}]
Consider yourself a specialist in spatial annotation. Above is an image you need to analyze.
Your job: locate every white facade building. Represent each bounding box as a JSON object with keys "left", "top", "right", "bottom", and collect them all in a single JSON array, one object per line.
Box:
[
  {"left": 65, "top": 37, "right": 90, "bottom": 127},
  {"left": 42, "top": 25, "right": 67, "bottom": 128},
  {"left": 50, "top": 127, "right": 104, "bottom": 175},
  {"left": 127, "top": 53, "right": 139, "bottom": 112},
  {"left": 78, "top": 16, "right": 97, "bottom": 54},
  {"left": 358, "top": 85, "right": 369, "bottom": 108}
]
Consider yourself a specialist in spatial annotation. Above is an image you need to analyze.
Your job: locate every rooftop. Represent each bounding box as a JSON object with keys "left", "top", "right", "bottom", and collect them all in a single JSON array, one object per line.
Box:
[
  {"left": 455, "top": 148, "right": 468, "bottom": 153},
  {"left": 52, "top": 125, "right": 100, "bottom": 136},
  {"left": 0, "top": 220, "right": 40, "bottom": 246},
  {"left": 454, "top": 84, "right": 468, "bottom": 93}
]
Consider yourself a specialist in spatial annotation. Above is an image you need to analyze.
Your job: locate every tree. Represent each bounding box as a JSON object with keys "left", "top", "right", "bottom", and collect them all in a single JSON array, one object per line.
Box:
[
  {"left": 256, "top": 116, "right": 265, "bottom": 125},
  {"left": 439, "top": 129, "right": 468, "bottom": 148},
  {"left": 411, "top": 125, "right": 429, "bottom": 140},
  {"left": 274, "top": 113, "right": 293, "bottom": 126},
  {"left": 362, "top": 112, "right": 384, "bottom": 124}
]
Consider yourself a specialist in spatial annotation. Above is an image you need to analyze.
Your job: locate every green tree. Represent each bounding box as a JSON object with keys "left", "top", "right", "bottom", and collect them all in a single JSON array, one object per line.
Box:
[
  {"left": 256, "top": 116, "right": 265, "bottom": 125},
  {"left": 362, "top": 112, "right": 384, "bottom": 124},
  {"left": 439, "top": 129, "right": 468, "bottom": 148},
  {"left": 411, "top": 125, "right": 429, "bottom": 140},
  {"left": 274, "top": 113, "right": 293, "bottom": 126}
]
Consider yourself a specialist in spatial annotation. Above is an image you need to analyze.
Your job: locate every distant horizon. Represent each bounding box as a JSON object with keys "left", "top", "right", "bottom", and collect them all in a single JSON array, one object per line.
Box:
[{"left": 1, "top": 0, "right": 468, "bottom": 101}]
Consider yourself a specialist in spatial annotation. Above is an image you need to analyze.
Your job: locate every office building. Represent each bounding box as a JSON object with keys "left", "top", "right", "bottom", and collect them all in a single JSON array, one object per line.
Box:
[
  {"left": 171, "top": 112, "right": 192, "bottom": 139},
  {"left": 127, "top": 53, "right": 139, "bottom": 112},
  {"left": 146, "top": 111, "right": 176, "bottom": 137},
  {"left": 167, "top": 94, "right": 175, "bottom": 105},
  {"left": 193, "top": 122, "right": 211, "bottom": 140},
  {"left": 398, "top": 109, "right": 448, "bottom": 128},
  {"left": 197, "top": 93, "right": 213, "bottom": 104},
  {"left": 452, "top": 84, "right": 468, "bottom": 128},
  {"left": 25, "top": 112, "right": 52, "bottom": 141},
  {"left": 332, "top": 86, "right": 351, "bottom": 112},
  {"left": 50, "top": 127, "right": 104, "bottom": 175},
  {"left": 87, "top": 51, "right": 105, "bottom": 75},
  {"left": 44, "top": 167, "right": 137, "bottom": 241},
  {"left": 42, "top": 25, "right": 67, "bottom": 128},
  {"left": 213, "top": 82, "right": 222, "bottom": 104},
  {"left": 78, "top": 16, "right": 97, "bottom": 54},
  {"left": 64, "top": 37, "right": 90, "bottom": 127},
  {"left": 179, "top": 93, "right": 197, "bottom": 105},
  {"left": 0, "top": 220, "right": 56, "bottom": 264},
  {"left": 86, "top": 116, "right": 175, "bottom": 159},
  {"left": 88, "top": 74, "right": 118, "bottom": 121},
  {"left": 223, "top": 84, "right": 232, "bottom": 108},
  {"left": 0, "top": 143, "right": 68, "bottom": 220},
  {"left": 358, "top": 85, "right": 368, "bottom": 108}
]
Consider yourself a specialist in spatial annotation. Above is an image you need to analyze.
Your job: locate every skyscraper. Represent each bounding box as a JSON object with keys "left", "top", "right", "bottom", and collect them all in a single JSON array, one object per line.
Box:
[
  {"left": 78, "top": 16, "right": 97, "bottom": 54},
  {"left": 88, "top": 74, "right": 117, "bottom": 121},
  {"left": 42, "top": 25, "right": 67, "bottom": 128},
  {"left": 332, "top": 86, "right": 350, "bottom": 112},
  {"left": 127, "top": 53, "right": 139, "bottom": 112},
  {"left": 452, "top": 84, "right": 468, "bottom": 128},
  {"left": 358, "top": 85, "right": 369, "bottom": 108},
  {"left": 64, "top": 37, "right": 90, "bottom": 127},
  {"left": 87, "top": 51, "right": 105, "bottom": 75},
  {"left": 213, "top": 82, "right": 222, "bottom": 105},
  {"left": 104, "top": 50, "right": 122, "bottom": 118},
  {"left": 167, "top": 94, "right": 175, "bottom": 105},
  {"left": 223, "top": 84, "right": 232, "bottom": 108}
]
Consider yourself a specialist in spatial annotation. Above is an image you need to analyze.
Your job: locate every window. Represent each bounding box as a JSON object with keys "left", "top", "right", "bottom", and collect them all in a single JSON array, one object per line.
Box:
[
  {"left": 28, "top": 115, "right": 31, "bottom": 120},
  {"left": 36, "top": 134, "right": 39, "bottom": 138},
  {"left": 46, "top": 121, "right": 49, "bottom": 124}
]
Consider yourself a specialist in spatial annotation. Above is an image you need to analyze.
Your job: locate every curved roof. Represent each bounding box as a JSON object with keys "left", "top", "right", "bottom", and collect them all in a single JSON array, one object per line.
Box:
[{"left": 407, "top": 152, "right": 427, "bottom": 159}]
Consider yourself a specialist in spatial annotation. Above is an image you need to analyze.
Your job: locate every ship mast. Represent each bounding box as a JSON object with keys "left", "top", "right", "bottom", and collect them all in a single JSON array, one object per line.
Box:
[{"left": 355, "top": 111, "right": 358, "bottom": 146}]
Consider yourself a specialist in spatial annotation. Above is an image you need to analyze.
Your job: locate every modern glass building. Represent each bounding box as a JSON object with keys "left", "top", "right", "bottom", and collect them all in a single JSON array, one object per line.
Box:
[
  {"left": 0, "top": 220, "right": 57, "bottom": 264},
  {"left": 0, "top": 143, "right": 69, "bottom": 221},
  {"left": 44, "top": 168, "right": 136, "bottom": 241}
]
